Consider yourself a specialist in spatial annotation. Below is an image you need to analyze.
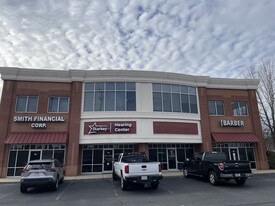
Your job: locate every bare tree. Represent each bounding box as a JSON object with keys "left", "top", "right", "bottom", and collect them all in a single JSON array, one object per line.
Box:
[{"left": 242, "top": 58, "right": 275, "bottom": 150}]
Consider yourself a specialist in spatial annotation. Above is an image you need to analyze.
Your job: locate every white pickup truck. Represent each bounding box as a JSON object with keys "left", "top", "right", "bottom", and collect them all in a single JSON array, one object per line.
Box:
[{"left": 113, "top": 152, "right": 163, "bottom": 190}]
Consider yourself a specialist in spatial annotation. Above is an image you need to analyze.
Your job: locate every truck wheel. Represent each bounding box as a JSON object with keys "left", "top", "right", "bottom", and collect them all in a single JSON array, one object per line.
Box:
[
  {"left": 52, "top": 178, "right": 59, "bottom": 191},
  {"left": 235, "top": 179, "right": 246, "bottom": 185},
  {"left": 183, "top": 168, "right": 190, "bottom": 178},
  {"left": 112, "top": 170, "right": 119, "bottom": 181},
  {"left": 20, "top": 184, "right": 27, "bottom": 193},
  {"left": 121, "top": 176, "right": 128, "bottom": 191},
  {"left": 59, "top": 177, "right": 64, "bottom": 184},
  {"left": 209, "top": 171, "right": 219, "bottom": 186},
  {"left": 151, "top": 182, "right": 159, "bottom": 189}
]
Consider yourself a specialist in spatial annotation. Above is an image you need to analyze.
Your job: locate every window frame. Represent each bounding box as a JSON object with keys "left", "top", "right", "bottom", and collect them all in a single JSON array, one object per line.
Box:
[
  {"left": 15, "top": 96, "right": 38, "bottom": 113},
  {"left": 48, "top": 96, "right": 70, "bottom": 113},
  {"left": 232, "top": 101, "right": 248, "bottom": 116},
  {"left": 208, "top": 100, "right": 225, "bottom": 116},
  {"left": 152, "top": 83, "right": 198, "bottom": 114},
  {"left": 83, "top": 82, "right": 136, "bottom": 112}
]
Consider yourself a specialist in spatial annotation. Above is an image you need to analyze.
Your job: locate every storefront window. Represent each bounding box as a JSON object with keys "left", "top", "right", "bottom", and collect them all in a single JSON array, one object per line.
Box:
[
  {"left": 8, "top": 151, "right": 17, "bottom": 167},
  {"left": 81, "top": 144, "right": 134, "bottom": 174},
  {"left": 42, "top": 150, "right": 53, "bottom": 159},
  {"left": 7, "top": 144, "right": 66, "bottom": 176},
  {"left": 247, "top": 148, "right": 256, "bottom": 168},
  {"left": 213, "top": 143, "right": 256, "bottom": 168},
  {"left": 16, "top": 151, "right": 28, "bottom": 167},
  {"left": 54, "top": 150, "right": 65, "bottom": 165},
  {"left": 148, "top": 144, "right": 194, "bottom": 171},
  {"left": 149, "top": 149, "right": 158, "bottom": 162}
]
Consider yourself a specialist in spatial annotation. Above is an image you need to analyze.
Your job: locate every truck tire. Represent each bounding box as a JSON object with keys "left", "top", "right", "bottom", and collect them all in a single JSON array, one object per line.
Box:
[
  {"left": 112, "top": 170, "right": 119, "bottom": 181},
  {"left": 235, "top": 179, "right": 246, "bottom": 185},
  {"left": 121, "top": 176, "right": 128, "bottom": 191},
  {"left": 209, "top": 171, "right": 219, "bottom": 186},
  {"left": 151, "top": 182, "right": 159, "bottom": 189},
  {"left": 183, "top": 168, "right": 190, "bottom": 178},
  {"left": 59, "top": 176, "right": 64, "bottom": 184},
  {"left": 52, "top": 178, "right": 59, "bottom": 191}
]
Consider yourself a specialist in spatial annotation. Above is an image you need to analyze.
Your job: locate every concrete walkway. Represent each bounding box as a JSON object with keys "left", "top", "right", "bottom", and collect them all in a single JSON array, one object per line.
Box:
[{"left": 1, "top": 169, "right": 275, "bottom": 184}]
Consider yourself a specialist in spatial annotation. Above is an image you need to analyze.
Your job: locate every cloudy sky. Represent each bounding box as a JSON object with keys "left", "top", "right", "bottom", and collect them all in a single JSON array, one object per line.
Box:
[{"left": 0, "top": 0, "right": 274, "bottom": 79}]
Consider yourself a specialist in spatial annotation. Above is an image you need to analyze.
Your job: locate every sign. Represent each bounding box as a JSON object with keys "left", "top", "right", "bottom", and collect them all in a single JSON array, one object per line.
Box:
[
  {"left": 84, "top": 121, "right": 136, "bottom": 135},
  {"left": 220, "top": 120, "right": 244, "bottom": 127},
  {"left": 13, "top": 115, "right": 65, "bottom": 129}
]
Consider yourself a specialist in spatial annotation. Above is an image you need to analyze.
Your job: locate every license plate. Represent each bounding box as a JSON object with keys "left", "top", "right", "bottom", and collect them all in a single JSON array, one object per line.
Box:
[
  {"left": 235, "top": 173, "right": 241, "bottom": 177},
  {"left": 30, "top": 172, "right": 44, "bottom": 176},
  {"left": 141, "top": 176, "right": 148, "bottom": 180}
]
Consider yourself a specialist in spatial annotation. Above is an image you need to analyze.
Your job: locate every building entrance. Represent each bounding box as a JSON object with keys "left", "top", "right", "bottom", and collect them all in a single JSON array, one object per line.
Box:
[
  {"left": 7, "top": 144, "right": 66, "bottom": 176},
  {"left": 167, "top": 148, "right": 177, "bottom": 170},
  {"left": 81, "top": 144, "right": 134, "bottom": 174},
  {"left": 229, "top": 148, "right": 239, "bottom": 160},
  {"left": 213, "top": 143, "right": 256, "bottom": 169},
  {"left": 149, "top": 144, "right": 194, "bottom": 170},
  {"left": 103, "top": 149, "right": 113, "bottom": 172}
]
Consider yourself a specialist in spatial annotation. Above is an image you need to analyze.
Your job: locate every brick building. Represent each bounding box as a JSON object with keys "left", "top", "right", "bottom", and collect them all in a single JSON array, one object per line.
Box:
[{"left": 0, "top": 67, "right": 269, "bottom": 177}]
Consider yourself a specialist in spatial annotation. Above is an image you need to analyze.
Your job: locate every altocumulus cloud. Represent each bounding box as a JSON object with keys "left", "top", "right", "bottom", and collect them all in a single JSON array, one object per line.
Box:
[{"left": 0, "top": 0, "right": 274, "bottom": 79}]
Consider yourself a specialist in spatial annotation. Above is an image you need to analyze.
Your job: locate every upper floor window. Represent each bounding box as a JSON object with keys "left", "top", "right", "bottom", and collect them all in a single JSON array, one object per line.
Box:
[
  {"left": 84, "top": 82, "right": 136, "bottom": 112},
  {"left": 15, "top": 96, "right": 38, "bottom": 113},
  {"left": 152, "top": 83, "right": 198, "bottom": 113},
  {"left": 232, "top": 101, "right": 248, "bottom": 116},
  {"left": 208, "top": 101, "right": 224, "bottom": 116},
  {"left": 48, "top": 97, "right": 69, "bottom": 113}
]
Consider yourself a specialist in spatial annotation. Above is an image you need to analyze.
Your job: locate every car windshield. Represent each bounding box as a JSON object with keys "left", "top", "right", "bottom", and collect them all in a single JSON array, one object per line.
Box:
[{"left": 26, "top": 162, "right": 52, "bottom": 170}]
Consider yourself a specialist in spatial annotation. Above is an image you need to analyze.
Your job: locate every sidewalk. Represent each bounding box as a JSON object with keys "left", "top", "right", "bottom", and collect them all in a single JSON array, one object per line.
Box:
[{"left": 1, "top": 169, "right": 275, "bottom": 184}]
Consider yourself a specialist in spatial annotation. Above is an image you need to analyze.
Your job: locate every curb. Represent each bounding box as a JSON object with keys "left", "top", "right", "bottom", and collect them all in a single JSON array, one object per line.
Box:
[{"left": 1, "top": 170, "right": 275, "bottom": 184}]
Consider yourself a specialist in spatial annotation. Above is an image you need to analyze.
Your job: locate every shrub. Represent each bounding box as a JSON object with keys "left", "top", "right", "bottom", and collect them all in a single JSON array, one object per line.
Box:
[{"left": 266, "top": 151, "right": 275, "bottom": 169}]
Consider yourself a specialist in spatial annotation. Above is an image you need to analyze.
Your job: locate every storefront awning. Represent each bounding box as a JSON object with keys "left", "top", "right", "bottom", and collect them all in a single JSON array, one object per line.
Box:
[
  {"left": 212, "top": 133, "right": 259, "bottom": 143},
  {"left": 4, "top": 132, "right": 68, "bottom": 144}
]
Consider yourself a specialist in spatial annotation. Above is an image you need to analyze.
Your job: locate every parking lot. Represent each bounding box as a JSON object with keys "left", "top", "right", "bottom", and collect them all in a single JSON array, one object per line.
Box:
[{"left": 1, "top": 174, "right": 275, "bottom": 206}]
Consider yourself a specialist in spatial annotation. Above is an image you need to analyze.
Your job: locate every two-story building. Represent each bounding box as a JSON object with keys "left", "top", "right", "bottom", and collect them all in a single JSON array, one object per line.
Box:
[{"left": 0, "top": 67, "right": 269, "bottom": 177}]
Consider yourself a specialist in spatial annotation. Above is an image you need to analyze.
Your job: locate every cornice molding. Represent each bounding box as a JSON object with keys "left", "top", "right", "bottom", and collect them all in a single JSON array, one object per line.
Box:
[{"left": 0, "top": 67, "right": 259, "bottom": 90}]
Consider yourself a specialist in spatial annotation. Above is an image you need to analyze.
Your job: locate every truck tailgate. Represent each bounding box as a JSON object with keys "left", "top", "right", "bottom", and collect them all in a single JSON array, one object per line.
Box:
[
  {"left": 224, "top": 161, "right": 251, "bottom": 173},
  {"left": 128, "top": 162, "right": 160, "bottom": 176}
]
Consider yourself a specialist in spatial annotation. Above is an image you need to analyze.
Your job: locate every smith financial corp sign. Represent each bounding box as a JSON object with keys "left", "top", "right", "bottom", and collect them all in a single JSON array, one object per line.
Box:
[
  {"left": 13, "top": 115, "right": 65, "bottom": 128},
  {"left": 84, "top": 121, "right": 136, "bottom": 135}
]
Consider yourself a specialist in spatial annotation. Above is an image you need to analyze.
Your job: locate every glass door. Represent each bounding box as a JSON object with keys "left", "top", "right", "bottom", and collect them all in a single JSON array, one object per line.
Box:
[
  {"left": 103, "top": 149, "right": 113, "bottom": 172},
  {"left": 29, "top": 150, "right": 42, "bottom": 161},
  {"left": 229, "top": 148, "right": 239, "bottom": 160},
  {"left": 167, "top": 148, "right": 177, "bottom": 170}
]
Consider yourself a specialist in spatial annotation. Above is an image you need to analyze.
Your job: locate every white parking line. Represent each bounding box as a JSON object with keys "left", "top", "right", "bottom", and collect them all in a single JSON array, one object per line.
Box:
[
  {"left": 159, "top": 185, "right": 173, "bottom": 194},
  {"left": 0, "top": 190, "right": 16, "bottom": 200},
  {"left": 56, "top": 181, "right": 73, "bottom": 201},
  {"left": 110, "top": 179, "right": 119, "bottom": 197}
]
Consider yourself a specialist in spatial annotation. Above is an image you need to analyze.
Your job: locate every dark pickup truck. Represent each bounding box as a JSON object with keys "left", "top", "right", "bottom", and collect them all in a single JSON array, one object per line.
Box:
[{"left": 183, "top": 152, "right": 253, "bottom": 185}]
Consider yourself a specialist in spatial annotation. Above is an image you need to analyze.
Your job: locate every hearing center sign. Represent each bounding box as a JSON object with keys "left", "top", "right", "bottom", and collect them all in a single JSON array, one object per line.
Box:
[{"left": 84, "top": 121, "right": 136, "bottom": 135}]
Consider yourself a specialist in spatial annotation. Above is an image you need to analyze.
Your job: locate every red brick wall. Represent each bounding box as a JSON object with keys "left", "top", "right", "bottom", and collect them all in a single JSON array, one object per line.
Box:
[
  {"left": 0, "top": 81, "right": 15, "bottom": 177},
  {"left": 0, "top": 80, "right": 81, "bottom": 177},
  {"left": 9, "top": 81, "right": 71, "bottom": 132},
  {"left": 200, "top": 88, "right": 269, "bottom": 169},
  {"left": 66, "top": 82, "right": 82, "bottom": 176}
]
